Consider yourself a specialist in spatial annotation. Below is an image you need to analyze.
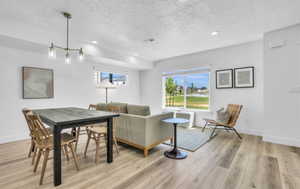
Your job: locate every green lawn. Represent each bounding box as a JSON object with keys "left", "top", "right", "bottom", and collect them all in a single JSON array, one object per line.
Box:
[{"left": 165, "top": 95, "right": 209, "bottom": 110}]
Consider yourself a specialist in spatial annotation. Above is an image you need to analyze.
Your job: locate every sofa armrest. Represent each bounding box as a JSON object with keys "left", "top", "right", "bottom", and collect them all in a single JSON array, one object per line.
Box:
[
  {"left": 144, "top": 112, "right": 174, "bottom": 146},
  {"left": 115, "top": 113, "right": 147, "bottom": 146}
]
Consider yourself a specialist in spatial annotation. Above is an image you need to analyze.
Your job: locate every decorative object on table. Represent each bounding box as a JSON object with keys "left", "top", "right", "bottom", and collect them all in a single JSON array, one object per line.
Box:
[
  {"left": 97, "top": 80, "right": 117, "bottom": 104},
  {"left": 234, "top": 67, "right": 254, "bottom": 88},
  {"left": 202, "top": 104, "right": 243, "bottom": 139},
  {"left": 163, "top": 127, "right": 215, "bottom": 152},
  {"left": 162, "top": 118, "right": 189, "bottom": 159},
  {"left": 22, "top": 67, "right": 54, "bottom": 99},
  {"left": 48, "top": 12, "right": 84, "bottom": 64},
  {"left": 216, "top": 69, "right": 233, "bottom": 89}
]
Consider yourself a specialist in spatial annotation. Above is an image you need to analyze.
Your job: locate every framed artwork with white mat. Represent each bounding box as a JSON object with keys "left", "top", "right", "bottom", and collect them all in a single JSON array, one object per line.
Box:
[
  {"left": 234, "top": 67, "right": 254, "bottom": 88},
  {"left": 216, "top": 69, "right": 233, "bottom": 89}
]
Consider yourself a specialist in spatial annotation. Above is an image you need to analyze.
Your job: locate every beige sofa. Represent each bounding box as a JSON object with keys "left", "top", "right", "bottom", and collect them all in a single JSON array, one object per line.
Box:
[{"left": 96, "top": 103, "right": 174, "bottom": 156}]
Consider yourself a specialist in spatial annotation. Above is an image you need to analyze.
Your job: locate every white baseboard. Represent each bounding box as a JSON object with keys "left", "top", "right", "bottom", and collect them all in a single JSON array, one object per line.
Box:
[
  {"left": 0, "top": 134, "right": 29, "bottom": 144},
  {"left": 263, "top": 135, "right": 300, "bottom": 148},
  {"left": 238, "top": 129, "right": 263, "bottom": 136}
]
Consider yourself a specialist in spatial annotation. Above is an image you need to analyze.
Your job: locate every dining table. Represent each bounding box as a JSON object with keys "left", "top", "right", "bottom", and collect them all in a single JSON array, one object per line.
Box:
[{"left": 33, "top": 107, "right": 120, "bottom": 186}]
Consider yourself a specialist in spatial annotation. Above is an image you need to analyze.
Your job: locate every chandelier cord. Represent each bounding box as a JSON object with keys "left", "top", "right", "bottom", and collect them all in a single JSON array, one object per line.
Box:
[{"left": 66, "top": 16, "right": 69, "bottom": 51}]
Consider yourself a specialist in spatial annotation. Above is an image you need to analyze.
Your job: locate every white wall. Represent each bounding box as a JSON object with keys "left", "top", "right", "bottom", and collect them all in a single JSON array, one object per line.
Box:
[
  {"left": 140, "top": 41, "right": 264, "bottom": 135},
  {"left": 0, "top": 38, "right": 141, "bottom": 144},
  {"left": 264, "top": 24, "right": 300, "bottom": 146}
]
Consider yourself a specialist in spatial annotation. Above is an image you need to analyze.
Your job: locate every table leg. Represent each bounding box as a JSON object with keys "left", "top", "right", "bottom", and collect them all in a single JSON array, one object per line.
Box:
[
  {"left": 164, "top": 123, "right": 187, "bottom": 159},
  {"left": 53, "top": 126, "right": 62, "bottom": 186},
  {"left": 107, "top": 118, "right": 113, "bottom": 163}
]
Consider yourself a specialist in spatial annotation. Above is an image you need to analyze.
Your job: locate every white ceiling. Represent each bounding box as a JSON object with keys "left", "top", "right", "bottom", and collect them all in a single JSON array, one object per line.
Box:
[{"left": 0, "top": 0, "right": 300, "bottom": 63}]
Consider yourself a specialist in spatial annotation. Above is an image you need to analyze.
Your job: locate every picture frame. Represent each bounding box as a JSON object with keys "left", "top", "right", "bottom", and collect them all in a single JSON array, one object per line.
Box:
[
  {"left": 234, "top": 66, "right": 254, "bottom": 88},
  {"left": 216, "top": 69, "right": 233, "bottom": 89},
  {"left": 22, "top": 67, "right": 54, "bottom": 99}
]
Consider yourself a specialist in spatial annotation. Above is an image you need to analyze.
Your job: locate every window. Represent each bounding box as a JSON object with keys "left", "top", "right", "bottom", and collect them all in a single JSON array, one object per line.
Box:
[
  {"left": 163, "top": 70, "right": 210, "bottom": 110},
  {"left": 94, "top": 71, "right": 127, "bottom": 86}
]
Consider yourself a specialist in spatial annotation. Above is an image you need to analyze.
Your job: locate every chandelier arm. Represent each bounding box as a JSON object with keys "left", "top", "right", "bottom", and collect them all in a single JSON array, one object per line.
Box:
[
  {"left": 52, "top": 45, "right": 65, "bottom": 50},
  {"left": 68, "top": 48, "right": 81, "bottom": 51}
]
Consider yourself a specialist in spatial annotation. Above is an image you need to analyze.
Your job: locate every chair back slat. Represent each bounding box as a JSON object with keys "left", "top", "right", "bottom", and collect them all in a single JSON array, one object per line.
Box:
[
  {"left": 22, "top": 108, "right": 34, "bottom": 133},
  {"left": 226, "top": 104, "right": 243, "bottom": 127},
  {"left": 27, "top": 114, "right": 51, "bottom": 145}
]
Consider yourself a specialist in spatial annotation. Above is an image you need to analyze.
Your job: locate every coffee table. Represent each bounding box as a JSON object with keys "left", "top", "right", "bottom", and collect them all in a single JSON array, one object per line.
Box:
[{"left": 162, "top": 118, "right": 189, "bottom": 159}]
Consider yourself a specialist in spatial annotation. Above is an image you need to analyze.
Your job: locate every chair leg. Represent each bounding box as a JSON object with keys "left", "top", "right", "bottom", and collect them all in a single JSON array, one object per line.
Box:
[
  {"left": 232, "top": 128, "right": 242, "bottom": 139},
  {"left": 68, "top": 143, "right": 80, "bottom": 171},
  {"left": 144, "top": 149, "right": 148, "bottom": 157},
  {"left": 31, "top": 146, "right": 37, "bottom": 165},
  {"left": 84, "top": 132, "right": 91, "bottom": 158},
  {"left": 39, "top": 149, "right": 49, "bottom": 185},
  {"left": 202, "top": 121, "right": 208, "bottom": 132},
  {"left": 33, "top": 149, "right": 42, "bottom": 172},
  {"left": 113, "top": 136, "right": 119, "bottom": 154},
  {"left": 210, "top": 125, "right": 217, "bottom": 138},
  {"left": 95, "top": 139, "right": 100, "bottom": 164},
  {"left": 28, "top": 140, "right": 34, "bottom": 158},
  {"left": 75, "top": 127, "right": 81, "bottom": 152},
  {"left": 64, "top": 145, "right": 70, "bottom": 161}
]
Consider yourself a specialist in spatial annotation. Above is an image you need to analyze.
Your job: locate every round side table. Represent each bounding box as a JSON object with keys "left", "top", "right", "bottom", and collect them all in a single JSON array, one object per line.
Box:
[{"left": 162, "top": 118, "right": 189, "bottom": 159}]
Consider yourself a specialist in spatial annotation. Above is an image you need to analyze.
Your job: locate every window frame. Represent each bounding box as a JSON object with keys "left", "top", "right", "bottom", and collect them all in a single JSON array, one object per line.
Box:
[
  {"left": 94, "top": 71, "right": 128, "bottom": 87},
  {"left": 162, "top": 71, "right": 211, "bottom": 112}
]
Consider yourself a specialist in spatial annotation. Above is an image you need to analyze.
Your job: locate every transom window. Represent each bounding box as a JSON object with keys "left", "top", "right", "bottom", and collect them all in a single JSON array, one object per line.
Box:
[
  {"left": 162, "top": 70, "right": 210, "bottom": 110},
  {"left": 94, "top": 71, "right": 127, "bottom": 86}
]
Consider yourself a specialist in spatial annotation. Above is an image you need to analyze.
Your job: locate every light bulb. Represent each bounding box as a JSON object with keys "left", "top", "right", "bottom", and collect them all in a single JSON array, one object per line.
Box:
[
  {"left": 79, "top": 48, "right": 84, "bottom": 61},
  {"left": 65, "top": 52, "right": 71, "bottom": 64},
  {"left": 48, "top": 43, "right": 56, "bottom": 58}
]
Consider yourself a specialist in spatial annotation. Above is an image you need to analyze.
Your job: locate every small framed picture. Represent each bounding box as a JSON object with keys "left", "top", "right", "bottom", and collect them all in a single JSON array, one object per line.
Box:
[
  {"left": 234, "top": 67, "right": 254, "bottom": 88},
  {"left": 216, "top": 69, "right": 233, "bottom": 89}
]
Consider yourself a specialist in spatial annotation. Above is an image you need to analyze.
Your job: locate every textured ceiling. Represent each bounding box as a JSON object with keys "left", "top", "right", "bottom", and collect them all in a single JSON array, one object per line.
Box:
[{"left": 0, "top": 0, "right": 300, "bottom": 62}]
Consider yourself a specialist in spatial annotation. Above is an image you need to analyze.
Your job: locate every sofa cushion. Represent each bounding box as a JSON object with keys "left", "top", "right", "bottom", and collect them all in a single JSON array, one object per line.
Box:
[
  {"left": 127, "top": 104, "right": 151, "bottom": 116},
  {"left": 109, "top": 102, "right": 128, "bottom": 113},
  {"left": 96, "top": 103, "right": 108, "bottom": 111}
]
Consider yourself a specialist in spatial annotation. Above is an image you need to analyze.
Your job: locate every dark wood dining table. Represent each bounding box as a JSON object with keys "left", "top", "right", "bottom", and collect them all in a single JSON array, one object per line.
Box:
[{"left": 33, "top": 107, "right": 119, "bottom": 186}]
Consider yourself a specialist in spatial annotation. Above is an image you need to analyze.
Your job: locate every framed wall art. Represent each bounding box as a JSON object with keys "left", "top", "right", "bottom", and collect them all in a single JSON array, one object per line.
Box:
[
  {"left": 22, "top": 67, "right": 54, "bottom": 99},
  {"left": 234, "top": 67, "right": 254, "bottom": 88},
  {"left": 216, "top": 69, "right": 233, "bottom": 89}
]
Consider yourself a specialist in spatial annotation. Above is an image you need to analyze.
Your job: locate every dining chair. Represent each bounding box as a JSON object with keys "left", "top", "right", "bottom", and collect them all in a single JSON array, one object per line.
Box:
[
  {"left": 27, "top": 114, "right": 80, "bottom": 185},
  {"left": 202, "top": 104, "right": 243, "bottom": 139},
  {"left": 73, "top": 104, "right": 98, "bottom": 151},
  {"left": 84, "top": 105, "right": 120, "bottom": 164},
  {"left": 22, "top": 109, "right": 53, "bottom": 165}
]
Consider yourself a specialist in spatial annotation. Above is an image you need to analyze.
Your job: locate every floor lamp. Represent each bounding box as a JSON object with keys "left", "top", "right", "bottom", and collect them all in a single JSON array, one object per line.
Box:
[{"left": 97, "top": 81, "right": 117, "bottom": 104}]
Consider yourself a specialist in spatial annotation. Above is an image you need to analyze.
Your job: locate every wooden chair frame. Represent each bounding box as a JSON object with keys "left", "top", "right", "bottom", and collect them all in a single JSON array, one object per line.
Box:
[
  {"left": 27, "top": 114, "right": 80, "bottom": 185},
  {"left": 84, "top": 104, "right": 120, "bottom": 163},
  {"left": 202, "top": 104, "right": 243, "bottom": 139}
]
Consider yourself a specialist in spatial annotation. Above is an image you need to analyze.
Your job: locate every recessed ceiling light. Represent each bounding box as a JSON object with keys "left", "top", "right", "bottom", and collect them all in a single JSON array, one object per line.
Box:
[
  {"left": 133, "top": 53, "right": 139, "bottom": 56},
  {"left": 128, "top": 56, "right": 137, "bottom": 63},
  {"left": 144, "top": 38, "right": 155, "bottom": 42},
  {"left": 211, "top": 31, "right": 219, "bottom": 36},
  {"left": 91, "top": 41, "right": 98, "bottom": 44}
]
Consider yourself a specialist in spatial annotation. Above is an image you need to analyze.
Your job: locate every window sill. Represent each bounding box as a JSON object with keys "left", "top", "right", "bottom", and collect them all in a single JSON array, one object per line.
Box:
[{"left": 162, "top": 107, "right": 212, "bottom": 113}]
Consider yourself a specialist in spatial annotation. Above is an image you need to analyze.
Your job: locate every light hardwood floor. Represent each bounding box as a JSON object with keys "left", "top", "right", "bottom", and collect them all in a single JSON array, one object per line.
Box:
[{"left": 1, "top": 132, "right": 300, "bottom": 189}]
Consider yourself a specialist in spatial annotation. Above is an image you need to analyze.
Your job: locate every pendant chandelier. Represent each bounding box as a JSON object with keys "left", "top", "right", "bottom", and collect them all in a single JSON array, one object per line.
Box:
[{"left": 48, "top": 12, "right": 84, "bottom": 64}]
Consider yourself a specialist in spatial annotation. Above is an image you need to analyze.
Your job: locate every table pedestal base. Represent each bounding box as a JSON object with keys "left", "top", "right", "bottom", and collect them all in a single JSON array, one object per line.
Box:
[{"left": 164, "top": 149, "right": 187, "bottom": 159}]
